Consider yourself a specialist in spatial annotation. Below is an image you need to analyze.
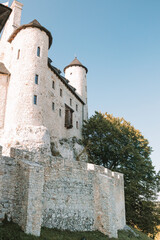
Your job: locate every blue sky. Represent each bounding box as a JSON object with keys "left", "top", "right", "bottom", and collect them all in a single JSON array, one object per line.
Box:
[{"left": 6, "top": 0, "right": 160, "bottom": 172}]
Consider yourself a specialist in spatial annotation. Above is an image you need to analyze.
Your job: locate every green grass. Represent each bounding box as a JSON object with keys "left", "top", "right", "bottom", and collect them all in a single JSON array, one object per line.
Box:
[{"left": 0, "top": 221, "right": 152, "bottom": 240}]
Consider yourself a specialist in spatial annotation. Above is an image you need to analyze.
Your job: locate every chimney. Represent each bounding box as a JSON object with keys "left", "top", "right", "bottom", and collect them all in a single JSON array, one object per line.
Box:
[{"left": 1, "top": 0, "right": 23, "bottom": 42}]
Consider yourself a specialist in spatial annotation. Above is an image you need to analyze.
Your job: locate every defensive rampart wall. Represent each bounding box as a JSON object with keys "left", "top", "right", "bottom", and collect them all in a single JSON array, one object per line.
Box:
[{"left": 0, "top": 146, "right": 126, "bottom": 238}]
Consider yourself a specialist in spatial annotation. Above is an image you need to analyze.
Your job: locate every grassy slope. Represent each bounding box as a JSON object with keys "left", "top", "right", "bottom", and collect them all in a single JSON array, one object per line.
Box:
[{"left": 0, "top": 221, "right": 152, "bottom": 240}]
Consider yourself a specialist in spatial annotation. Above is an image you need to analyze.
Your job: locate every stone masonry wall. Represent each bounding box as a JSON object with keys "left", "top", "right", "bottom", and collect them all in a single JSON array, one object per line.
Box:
[
  {"left": 0, "top": 74, "right": 8, "bottom": 129},
  {"left": 42, "top": 157, "right": 126, "bottom": 238},
  {"left": 0, "top": 146, "right": 17, "bottom": 222},
  {"left": 43, "top": 158, "right": 95, "bottom": 231},
  {"left": 0, "top": 147, "right": 44, "bottom": 236},
  {"left": 0, "top": 145, "right": 126, "bottom": 238}
]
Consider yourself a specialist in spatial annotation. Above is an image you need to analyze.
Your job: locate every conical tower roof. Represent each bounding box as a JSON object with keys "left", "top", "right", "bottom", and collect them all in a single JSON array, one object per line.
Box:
[
  {"left": 64, "top": 57, "right": 88, "bottom": 73},
  {"left": 8, "top": 19, "right": 53, "bottom": 48},
  {"left": 29, "top": 19, "right": 41, "bottom": 26}
]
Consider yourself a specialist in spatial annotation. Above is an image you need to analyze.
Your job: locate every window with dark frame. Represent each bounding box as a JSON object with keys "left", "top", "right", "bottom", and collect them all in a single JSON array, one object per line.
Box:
[
  {"left": 70, "top": 98, "right": 72, "bottom": 106},
  {"left": 34, "top": 95, "right": 37, "bottom": 105},
  {"left": 60, "top": 88, "right": 62, "bottom": 97},
  {"left": 37, "top": 47, "right": 40, "bottom": 57},
  {"left": 65, "top": 104, "right": 74, "bottom": 129},
  {"left": 35, "top": 74, "right": 38, "bottom": 84}
]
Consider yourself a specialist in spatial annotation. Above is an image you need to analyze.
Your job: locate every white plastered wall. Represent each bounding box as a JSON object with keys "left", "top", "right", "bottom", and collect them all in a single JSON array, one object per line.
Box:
[{"left": 65, "top": 66, "right": 88, "bottom": 121}]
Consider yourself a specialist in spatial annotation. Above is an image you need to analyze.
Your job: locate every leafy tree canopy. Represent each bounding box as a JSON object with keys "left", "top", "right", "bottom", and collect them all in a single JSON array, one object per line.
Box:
[{"left": 82, "top": 112, "right": 160, "bottom": 236}]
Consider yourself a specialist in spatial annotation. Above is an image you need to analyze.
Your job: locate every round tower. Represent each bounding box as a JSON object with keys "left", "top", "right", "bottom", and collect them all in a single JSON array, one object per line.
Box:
[
  {"left": 64, "top": 57, "right": 88, "bottom": 120},
  {"left": 4, "top": 20, "right": 53, "bottom": 131}
]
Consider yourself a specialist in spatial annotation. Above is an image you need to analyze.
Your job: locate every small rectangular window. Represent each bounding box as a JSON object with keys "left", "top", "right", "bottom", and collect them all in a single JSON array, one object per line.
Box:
[
  {"left": 76, "top": 104, "right": 78, "bottom": 111},
  {"left": 52, "top": 102, "right": 54, "bottom": 111},
  {"left": 52, "top": 81, "right": 55, "bottom": 89},
  {"left": 70, "top": 98, "right": 72, "bottom": 106},
  {"left": 34, "top": 95, "right": 37, "bottom": 105},
  {"left": 35, "top": 74, "right": 38, "bottom": 84},
  {"left": 17, "top": 49, "right": 20, "bottom": 59},
  {"left": 65, "top": 104, "right": 74, "bottom": 129},
  {"left": 37, "top": 47, "right": 40, "bottom": 57},
  {"left": 59, "top": 109, "right": 61, "bottom": 117},
  {"left": 60, "top": 88, "right": 62, "bottom": 97},
  {"left": 76, "top": 121, "right": 79, "bottom": 129}
]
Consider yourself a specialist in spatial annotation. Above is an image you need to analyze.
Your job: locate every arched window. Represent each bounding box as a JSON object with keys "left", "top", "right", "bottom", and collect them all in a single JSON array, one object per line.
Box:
[{"left": 37, "top": 47, "right": 40, "bottom": 57}]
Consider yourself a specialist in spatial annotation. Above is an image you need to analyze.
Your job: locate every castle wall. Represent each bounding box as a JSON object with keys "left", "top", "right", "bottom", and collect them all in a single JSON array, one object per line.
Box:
[
  {"left": 114, "top": 172, "right": 126, "bottom": 230},
  {"left": 43, "top": 159, "right": 95, "bottom": 231},
  {"left": 0, "top": 146, "right": 126, "bottom": 238},
  {"left": 0, "top": 147, "right": 44, "bottom": 236},
  {"left": 46, "top": 68, "right": 83, "bottom": 141},
  {"left": 0, "top": 146, "right": 17, "bottom": 222},
  {"left": 0, "top": 74, "right": 8, "bottom": 129},
  {"left": 0, "top": 2, "right": 126, "bottom": 238},
  {"left": 12, "top": 159, "right": 44, "bottom": 236},
  {"left": 42, "top": 157, "right": 125, "bottom": 238}
]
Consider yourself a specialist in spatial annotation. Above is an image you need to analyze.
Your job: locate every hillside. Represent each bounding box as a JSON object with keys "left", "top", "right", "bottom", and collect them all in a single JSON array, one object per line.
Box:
[{"left": 0, "top": 221, "right": 152, "bottom": 240}]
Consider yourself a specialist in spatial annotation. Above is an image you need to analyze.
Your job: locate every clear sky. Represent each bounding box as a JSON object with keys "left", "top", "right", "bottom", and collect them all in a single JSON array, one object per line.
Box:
[{"left": 5, "top": 0, "right": 160, "bottom": 172}]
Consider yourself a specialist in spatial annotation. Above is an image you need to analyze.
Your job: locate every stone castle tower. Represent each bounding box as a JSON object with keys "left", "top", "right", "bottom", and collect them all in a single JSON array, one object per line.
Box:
[
  {"left": 0, "top": 0, "right": 89, "bottom": 153},
  {"left": 0, "top": 1, "right": 126, "bottom": 238},
  {"left": 64, "top": 57, "right": 88, "bottom": 120}
]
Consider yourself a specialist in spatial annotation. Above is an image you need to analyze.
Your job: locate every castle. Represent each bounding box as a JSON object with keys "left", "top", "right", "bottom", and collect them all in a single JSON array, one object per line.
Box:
[{"left": 0, "top": 1, "right": 126, "bottom": 238}]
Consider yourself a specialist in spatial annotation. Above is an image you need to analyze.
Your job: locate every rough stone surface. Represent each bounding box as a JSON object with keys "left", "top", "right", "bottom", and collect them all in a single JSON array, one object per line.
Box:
[
  {"left": 0, "top": 144, "right": 126, "bottom": 238},
  {"left": 57, "top": 137, "right": 88, "bottom": 162},
  {"left": 1, "top": 125, "right": 51, "bottom": 157}
]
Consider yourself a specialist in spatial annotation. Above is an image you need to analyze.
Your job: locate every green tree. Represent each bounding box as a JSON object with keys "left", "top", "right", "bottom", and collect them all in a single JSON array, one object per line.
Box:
[{"left": 82, "top": 112, "right": 160, "bottom": 236}]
